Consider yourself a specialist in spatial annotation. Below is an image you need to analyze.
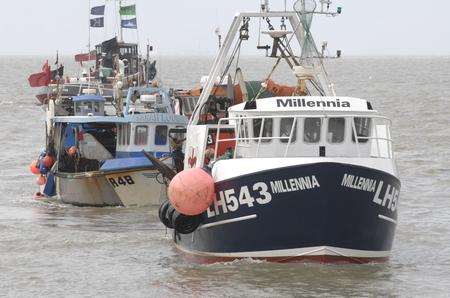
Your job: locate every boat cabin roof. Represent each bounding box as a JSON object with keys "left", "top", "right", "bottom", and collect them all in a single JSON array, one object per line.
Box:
[
  {"left": 73, "top": 95, "right": 106, "bottom": 102},
  {"left": 229, "top": 96, "right": 376, "bottom": 114},
  {"left": 53, "top": 113, "right": 188, "bottom": 125}
]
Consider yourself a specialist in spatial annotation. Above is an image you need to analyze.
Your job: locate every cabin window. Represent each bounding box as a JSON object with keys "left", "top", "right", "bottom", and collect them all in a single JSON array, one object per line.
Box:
[
  {"left": 75, "top": 104, "right": 81, "bottom": 114},
  {"left": 93, "top": 102, "right": 100, "bottom": 113},
  {"left": 238, "top": 119, "right": 250, "bottom": 142},
  {"left": 253, "top": 118, "right": 273, "bottom": 143},
  {"left": 327, "top": 118, "right": 345, "bottom": 143},
  {"left": 83, "top": 101, "right": 92, "bottom": 110},
  {"left": 280, "top": 118, "right": 297, "bottom": 143},
  {"left": 134, "top": 126, "right": 148, "bottom": 145},
  {"left": 304, "top": 118, "right": 322, "bottom": 143},
  {"left": 118, "top": 124, "right": 131, "bottom": 145},
  {"left": 126, "top": 124, "right": 131, "bottom": 145},
  {"left": 155, "top": 125, "right": 168, "bottom": 145},
  {"left": 352, "top": 117, "right": 371, "bottom": 143}
]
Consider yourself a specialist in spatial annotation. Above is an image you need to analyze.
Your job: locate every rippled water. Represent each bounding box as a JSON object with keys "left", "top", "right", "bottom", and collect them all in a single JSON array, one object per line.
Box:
[{"left": 0, "top": 56, "right": 449, "bottom": 296}]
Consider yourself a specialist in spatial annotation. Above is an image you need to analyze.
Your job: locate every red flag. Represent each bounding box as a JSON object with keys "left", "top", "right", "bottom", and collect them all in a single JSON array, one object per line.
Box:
[{"left": 28, "top": 61, "right": 51, "bottom": 87}]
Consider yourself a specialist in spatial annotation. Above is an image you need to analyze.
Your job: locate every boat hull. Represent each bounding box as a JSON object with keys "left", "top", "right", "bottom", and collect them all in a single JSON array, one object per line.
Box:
[
  {"left": 174, "top": 162, "right": 401, "bottom": 263},
  {"left": 104, "top": 169, "right": 168, "bottom": 207},
  {"left": 55, "top": 172, "right": 122, "bottom": 207}
]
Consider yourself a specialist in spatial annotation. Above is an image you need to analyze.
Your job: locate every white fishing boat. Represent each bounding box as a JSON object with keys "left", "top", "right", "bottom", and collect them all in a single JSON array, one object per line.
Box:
[
  {"left": 45, "top": 87, "right": 187, "bottom": 207},
  {"left": 159, "top": 0, "right": 401, "bottom": 263},
  {"left": 100, "top": 87, "right": 187, "bottom": 207}
]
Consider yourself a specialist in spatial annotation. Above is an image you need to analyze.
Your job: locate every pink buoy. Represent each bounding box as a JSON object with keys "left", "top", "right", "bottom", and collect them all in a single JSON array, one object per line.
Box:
[
  {"left": 168, "top": 168, "right": 215, "bottom": 216},
  {"left": 30, "top": 160, "right": 41, "bottom": 175},
  {"left": 36, "top": 175, "right": 47, "bottom": 186}
]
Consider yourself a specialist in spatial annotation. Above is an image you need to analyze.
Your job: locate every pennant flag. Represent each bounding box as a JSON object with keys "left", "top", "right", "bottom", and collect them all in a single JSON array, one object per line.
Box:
[
  {"left": 121, "top": 18, "right": 137, "bottom": 29},
  {"left": 101, "top": 37, "right": 118, "bottom": 52},
  {"left": 91, "top": 5, "right": 105, "bottom": 15},
  {"left": 28, "top": 61, "right": 51, "bottom": 87},
  {"left": 119, "top": 4, "right": 136, "bottom": 16},
  {"left": 90, "top": 17, "right": 104, "bottom": 27}
]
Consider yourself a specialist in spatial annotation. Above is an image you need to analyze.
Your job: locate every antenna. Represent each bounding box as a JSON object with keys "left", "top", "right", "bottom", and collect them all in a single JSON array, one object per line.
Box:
[{"left": 214, "top": 27, "right": 222, "bottom": 49}]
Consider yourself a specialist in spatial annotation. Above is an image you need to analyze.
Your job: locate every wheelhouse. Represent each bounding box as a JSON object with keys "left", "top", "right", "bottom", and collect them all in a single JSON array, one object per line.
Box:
[
  {"left": 73, "top": 95, "right": 106, "bottom": 116},
  {"left": 213, "top": 96, "right": 393, "bottom": 160},
  {"left": 116, "top": 121, "right": 186, "bottom": 159}
]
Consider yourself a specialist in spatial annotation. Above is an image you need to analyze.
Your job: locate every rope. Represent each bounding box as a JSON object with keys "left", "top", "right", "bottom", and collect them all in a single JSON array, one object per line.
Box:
[{"left": 252, "top": 57, "right": 282, "bottom": 101}]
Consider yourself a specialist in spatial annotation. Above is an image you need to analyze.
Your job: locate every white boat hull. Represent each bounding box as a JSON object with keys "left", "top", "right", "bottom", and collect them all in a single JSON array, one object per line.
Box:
[{"left": 104, "top": 169, "right": 167, "bottom": 207}]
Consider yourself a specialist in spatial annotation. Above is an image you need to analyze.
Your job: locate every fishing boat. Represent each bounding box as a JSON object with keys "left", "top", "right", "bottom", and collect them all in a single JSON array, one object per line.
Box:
[
  {"left": 40, "top": 86, "right": 187, "bottom": 207},
  {"left": 100, "top": 87, "right": 187, "bottom": 207},
  {"left": 159, "top": 0, "right": 401, "bottom": 263},
  {"left": 28, "top": 0, "right": 153, "bottom": 104}
]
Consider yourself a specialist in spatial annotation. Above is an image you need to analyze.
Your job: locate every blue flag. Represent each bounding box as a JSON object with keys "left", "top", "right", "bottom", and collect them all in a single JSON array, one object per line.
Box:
[
  {"left": 90, "top": 17, "right": 104, "bottom": 28},
  {"left": 121, "top": 18, "right": 137, "bottom": 29},
  {"left": 91, "top": 5, "right": 105, "bottom": 15}
]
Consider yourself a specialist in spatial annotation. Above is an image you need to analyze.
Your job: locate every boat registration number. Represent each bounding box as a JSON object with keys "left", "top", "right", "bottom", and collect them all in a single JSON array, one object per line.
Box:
[{"left": 108, "top": 176, "right": 135, "bottom": 188}]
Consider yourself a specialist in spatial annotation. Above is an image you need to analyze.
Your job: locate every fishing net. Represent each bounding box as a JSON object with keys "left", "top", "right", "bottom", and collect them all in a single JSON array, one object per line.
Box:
[{"left": 294, "top": 0, "right": 320, "bottom": 63}]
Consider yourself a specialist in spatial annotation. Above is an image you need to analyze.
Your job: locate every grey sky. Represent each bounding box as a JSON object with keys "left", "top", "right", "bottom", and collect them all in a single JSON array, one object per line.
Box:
[{"left": 1, "top": 0, "right": 449, "bottom": 56}]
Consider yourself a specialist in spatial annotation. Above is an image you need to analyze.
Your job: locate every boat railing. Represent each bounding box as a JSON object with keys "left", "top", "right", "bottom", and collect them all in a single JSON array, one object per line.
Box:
[{"left": 214, "top": 114, "right": 394, "bottom": 160}]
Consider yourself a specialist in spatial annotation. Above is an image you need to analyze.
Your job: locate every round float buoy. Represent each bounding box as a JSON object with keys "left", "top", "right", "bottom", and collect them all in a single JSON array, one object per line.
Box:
[
  {"left": 36, "top": 175, "right": 47, "bottom": 186},
  {"left": 42, "top": 155, "right": 54, "bottom": 168},
  {"left": 168, "top": 168, "right": 215, "bottom": 216},
  {"left": 29, "top": 160, "right": 40, "bottom": 175},
  {"left": 68, "top": 146, "right": 77, "bottom": 156}
]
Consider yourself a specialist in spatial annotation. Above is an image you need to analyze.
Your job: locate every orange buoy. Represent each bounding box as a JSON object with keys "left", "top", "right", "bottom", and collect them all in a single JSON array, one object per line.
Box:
[
  {"left": 68, "top": 146, "right": 77, "bottom": 156},
  {"left": 30, "top": 160, "right": 40, "bottom": 175},
  {"left": 168, "top": 168, "right": 215, "bottom": 216},
  {"left": 36, "top": 175, "right": 47, "bottom": 186},
  {"left": 42, "top": 155, "right": 55, "bottom": 168}
]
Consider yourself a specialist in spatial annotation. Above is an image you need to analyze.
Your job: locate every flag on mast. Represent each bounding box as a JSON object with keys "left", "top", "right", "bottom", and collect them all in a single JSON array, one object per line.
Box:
[
  {"left": 119, "top": 4, "right": 136, "bottom": 16},
  {"left": 121, "top": 18, "right": 137, "bottom": 29},
  {"left": 90, "top": 17, "right": 104, "bottom": 27},
  {"left": 28, "top": 61, "right": 51, "bottom": 87},
  {"left": 91, "top": 5, "right": 105, "bottom": 15}
]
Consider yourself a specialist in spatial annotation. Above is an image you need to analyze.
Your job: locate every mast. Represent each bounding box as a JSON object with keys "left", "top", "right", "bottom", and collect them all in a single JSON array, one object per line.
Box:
[
  {"left": 118, "top": 0, "right": 123, "bottom": 42},
  {"left": 88, "top": 0, "right": 92, "bottom": 87}
]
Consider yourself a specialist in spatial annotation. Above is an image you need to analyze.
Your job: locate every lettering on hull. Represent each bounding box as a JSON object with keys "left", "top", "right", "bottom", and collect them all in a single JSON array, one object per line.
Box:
[{"left": 341, "top": 173, "right": 399, "bottom": 212}]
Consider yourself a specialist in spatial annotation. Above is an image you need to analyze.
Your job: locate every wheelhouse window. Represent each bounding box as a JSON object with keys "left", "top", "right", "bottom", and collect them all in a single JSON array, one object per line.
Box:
[
  {"left": 238, "top": 119, "right": 250, "bottom": 142},
  {"left": 327, "top": 118, "right": 345, "bottom": 143},
  {"left": 155, "top": 125, "right": 168, "bottom": 145},
  {"left": 253, "top": 118, "right": 273, "bottom": 143},
  {"left": 134, "top": 125, "right": 148, "bottom": 145},
  {"left": 280, "top": 118, "right": 297, "bottom": 143},
  {"left": 93, "top": 102, "right": 100, "bottom": 113},
  {"left": 304, "top": 118, "right": 321, "bottom": 143},
  {"left": 352, "top": 117, "right": 371, "bottom": 143},
  {"left": 118, "top": 124, "right": 131, "bottom": 146}
]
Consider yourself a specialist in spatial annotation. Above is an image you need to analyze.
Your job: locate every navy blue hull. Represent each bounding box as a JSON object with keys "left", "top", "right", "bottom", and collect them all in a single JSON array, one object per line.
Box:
[{"left": 174, "top": 162, "right": 400, "bottom": 262}]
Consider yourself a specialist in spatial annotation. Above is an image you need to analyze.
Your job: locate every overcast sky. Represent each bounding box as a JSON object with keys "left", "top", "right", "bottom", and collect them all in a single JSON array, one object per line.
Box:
[{"left": 1, "top": 0, "right": 449, "bottom": 56}]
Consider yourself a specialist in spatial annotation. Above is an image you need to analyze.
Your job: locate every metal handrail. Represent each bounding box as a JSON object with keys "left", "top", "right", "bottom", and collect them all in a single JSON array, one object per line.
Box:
[{"left": 214, "top": 114, "right": 394, "bottom": 160}]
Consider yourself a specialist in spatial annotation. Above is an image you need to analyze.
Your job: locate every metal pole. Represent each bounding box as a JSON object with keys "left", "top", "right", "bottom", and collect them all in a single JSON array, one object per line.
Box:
[
  {"left": 118, "top": 0, "right": 123, "bottom": 42},
  {"left": 88, "top": 0, "right": 91, "bottom": 88},
  {"left": 190, "top": 15, "right": 242, "bottom": 125}
]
